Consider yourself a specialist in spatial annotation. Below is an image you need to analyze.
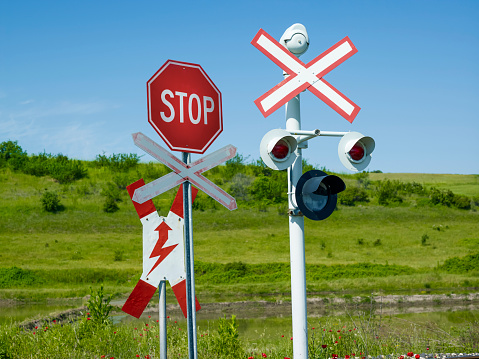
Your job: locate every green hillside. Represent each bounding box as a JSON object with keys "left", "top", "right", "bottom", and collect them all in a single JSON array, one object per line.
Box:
[{"left": 1, "top": 140, "right": 478, "bottom": 302}]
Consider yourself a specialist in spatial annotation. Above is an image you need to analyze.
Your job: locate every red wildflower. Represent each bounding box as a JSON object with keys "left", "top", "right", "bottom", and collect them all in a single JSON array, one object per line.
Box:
[
  {"left": 334, "top": 341, "right": 338, "bottom": 344},
  {"left": 337, "top": 330, "right": 341, "bottom": 332},
  {"left": 415, "top": 355, "right": 420, "bottom": 359},
  {"left": 281, "top": 335, "right": 284, "bottom": 337},
  {"left": 87, "top": 318, "right": 91, "bottom": 321},
  {"left": 407, "top": 353, "right": 414, "bottom": 357},
  {"left": 345, "top": 355, "right": 350, "bottom": 359},
  {"left": 332, "top": 355, "right": 338, "bottom": 359},
  {"left": 136, "top": 356, "right": 140, "bottom": 358},
  {"left": 248, "top": 357, "right": 254, "bottom": 359},
  {"left": 33, "top": 332, "right": 36, "bottom": 335},
  {"left": 322, "top": 345, "right": 327, "bottom": 349},
  {"left": 167, "top": 316, "right": 170, "bottom": 318},
  {"left": 262, "top": 354, "right": 267, "bottom": 358},
  {"left": 290, "top": 337, "right": 293, "bottom": 340}
]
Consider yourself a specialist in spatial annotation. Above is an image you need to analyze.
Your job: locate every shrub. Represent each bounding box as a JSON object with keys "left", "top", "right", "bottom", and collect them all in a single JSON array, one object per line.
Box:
[
  {"left": 223, "top": 154, "right": 247, "bottom": 180},
  {"left": 48, "top": 155, "right": 87, "bottom": 183},
  {"left": 0, "top": 140, "right": 27, "bottom": 171},
  {"left": 93, "top": 153, "right": 140, "bottom": 172},
  {"left": 339, "top": 186, "right": 369, "bottom": 206},
  {"left": 86, "top": 285, "right": 113, "bottom": 326},
  {"left": 103, "top": 196, "right": 119, "bottom": 213},
  {"left": 430, "top": 187, "right": 471, "bottom": 209},
  {"left": 439, "top": 253, "right": 479, "bottom": 273},
  {"left": 421, "top": 234, "right": 429, "bottom": 246},
  {"left": 249, "top": 174, "right": 287, "bottom": 204},
  {"left": 355, "top": 171, "right": 371, "bottom": 189},
  {"left": 0, "top": 267, "right": 38, "bottom": 288},
  {"left": 430, "top": 187, "right": 455, "bottom": 207},
  {"left": 41, "top": 191, "right": 63, "bottom": 212},
  {"left": 212, "top": 315, "right": 244, "bottom": 358},
  {"left": 453, "top": 194, "right": 471, "bottom": 210},
  {"left": 229, "top": 173, "right": 254, "bottom": 202},
  {"left": 376, "top": 180, "right": 403, "bottom": 205}
]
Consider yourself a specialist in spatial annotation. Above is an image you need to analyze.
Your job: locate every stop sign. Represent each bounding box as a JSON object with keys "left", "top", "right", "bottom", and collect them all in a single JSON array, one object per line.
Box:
[{"left": 147, "top": 60, "right": 223, "bottom": 154}]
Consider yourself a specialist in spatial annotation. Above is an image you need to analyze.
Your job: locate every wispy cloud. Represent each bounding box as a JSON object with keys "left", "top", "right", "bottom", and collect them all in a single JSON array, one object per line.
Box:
[{"left": 0, "top": 98, "right": 121, "bottom": 158}]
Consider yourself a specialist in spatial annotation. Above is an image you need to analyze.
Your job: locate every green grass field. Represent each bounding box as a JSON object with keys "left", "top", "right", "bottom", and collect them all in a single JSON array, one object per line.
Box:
[{"left": 1, "top": 156, "right": 479, "bottom": 302}]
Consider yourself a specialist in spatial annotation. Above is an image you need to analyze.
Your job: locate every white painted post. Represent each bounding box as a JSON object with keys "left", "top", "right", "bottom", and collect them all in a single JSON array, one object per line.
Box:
[
  {"left": 286, "top": 94, "right": 308, "bottom": 359},
  {"left": 183, "top": 152, "right": 198, "bottom": 359},
  {"left": 159, "top": 280, "right": 167, "bottom": 359}
]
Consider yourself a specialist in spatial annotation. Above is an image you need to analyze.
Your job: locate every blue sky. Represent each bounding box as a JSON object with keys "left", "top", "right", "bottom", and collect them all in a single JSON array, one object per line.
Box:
[{"left": 1, "top": 0, "right": 478, "bottom": 174}]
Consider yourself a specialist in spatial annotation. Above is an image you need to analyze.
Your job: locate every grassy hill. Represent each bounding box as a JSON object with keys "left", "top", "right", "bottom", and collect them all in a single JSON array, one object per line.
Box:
[{"left": 1, "top": 141, "right": 478, "bottom": 303}]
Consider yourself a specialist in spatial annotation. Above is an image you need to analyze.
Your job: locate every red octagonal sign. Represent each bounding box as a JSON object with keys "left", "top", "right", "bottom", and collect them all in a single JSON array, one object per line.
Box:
[{"left": 147, "top": 60, "right": 222, "bottom": 154}]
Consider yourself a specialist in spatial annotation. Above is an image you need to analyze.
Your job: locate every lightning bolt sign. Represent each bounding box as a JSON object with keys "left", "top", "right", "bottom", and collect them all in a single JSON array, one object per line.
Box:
[
  {"left": 122, "top": 179, "right": 201, "bottom": 318},
  {"left": 147, "top": 222, "right": 175, "bottom": 276}
]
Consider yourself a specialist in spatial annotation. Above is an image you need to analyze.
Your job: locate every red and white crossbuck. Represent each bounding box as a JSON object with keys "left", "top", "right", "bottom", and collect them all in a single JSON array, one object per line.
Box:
[
  {"left": 122, "top": 181, "right": 201, "bottom": 318},
  {"left": 131, "top": 132, "right": 237, "bottom": 210},
  {"left": 252, "top": 29, "right": 360, "bottom": 123}
]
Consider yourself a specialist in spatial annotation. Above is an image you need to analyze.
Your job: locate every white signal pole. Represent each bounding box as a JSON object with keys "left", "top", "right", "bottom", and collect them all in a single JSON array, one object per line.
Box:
[{"left": 281, "top": 23, "right": 310, "bottom": 359}]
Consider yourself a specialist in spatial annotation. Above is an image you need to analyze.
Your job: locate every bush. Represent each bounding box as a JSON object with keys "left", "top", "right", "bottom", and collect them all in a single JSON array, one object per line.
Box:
[
  {"left": 41, "top": 191, "right": 63, "bottom": 212},
  {"left": 439, "top": 253, "right": 479, "bottom": 273},
  {"left": 212, "top": 315, "right": 244, "bottom": 358},
  {"left": 339, "top": 186, "right": 369, "bottom": 206},
  {"left": 453, "top": 194, "right": 471, "bottom": 210},
  {"left": 430, "top": 187, "right": 455, "bottom": 207},
  {"left": 93, "top": 153, "right": 140, "bottom": 172},
  {"left": 103, "top": 196, "right": 119, "bottom": 213},
  {"left": 376, "top": 180, "right": 403, "bottom": 205},
  {"left": 1, "top": 140, "right": 28, "bottom": 172},
  {"left": 249, "top": 174, "right": 287, "bottom": 204},
  {"left": 48, "top": 155, "right": 87, "bottom": 184},
  {"left": 229, "top": 173, "right": 254, "bottom": 202},
  {"left": 0, "top": 267, "right": 38, "bottom": 288},
  {"left": 86, "top": 285, "right": 113, "bottom": 326},
  {"left": 430, "top": 187, "right": 471, "bottom": 209}
]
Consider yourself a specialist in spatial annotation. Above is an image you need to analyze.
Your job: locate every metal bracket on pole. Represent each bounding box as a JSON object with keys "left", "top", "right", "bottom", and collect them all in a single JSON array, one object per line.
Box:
[{"left": 286, "top": 129, "right": 349, "bottom": 144}]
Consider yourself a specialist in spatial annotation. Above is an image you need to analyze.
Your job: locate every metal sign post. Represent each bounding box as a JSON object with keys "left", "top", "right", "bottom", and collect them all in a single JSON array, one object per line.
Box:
[
  {"left": 286, "top": 94, "right": 309, "bottom": 358},
  {"left": 183, "top": 152, "right": 198, "bottom": 359},
  {"left": 159, "top": 280, "right": 167, "bottom": 359}
]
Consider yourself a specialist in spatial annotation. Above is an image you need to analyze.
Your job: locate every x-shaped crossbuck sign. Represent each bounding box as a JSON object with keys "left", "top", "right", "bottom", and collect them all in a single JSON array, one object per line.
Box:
[
  {"left": 132, "top": 132, "right": 237, "bottom": 210},
  {"left": 252, "top": 29, "right": 360, "bottom": 123}
]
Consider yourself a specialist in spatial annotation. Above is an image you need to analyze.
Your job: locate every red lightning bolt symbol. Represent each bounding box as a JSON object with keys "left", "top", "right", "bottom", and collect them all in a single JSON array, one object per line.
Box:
[{"left": 147, "top": 220, "right": 178, "bottom": 276}]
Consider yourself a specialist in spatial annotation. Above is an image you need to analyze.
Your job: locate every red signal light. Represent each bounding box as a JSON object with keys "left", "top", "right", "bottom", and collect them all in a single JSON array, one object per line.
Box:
[
  {"left": 271, "top": 140, "right": 290, "bottom": 160},
  {"left": 348, "top": 143, "right": 365, "bottom": 161}
]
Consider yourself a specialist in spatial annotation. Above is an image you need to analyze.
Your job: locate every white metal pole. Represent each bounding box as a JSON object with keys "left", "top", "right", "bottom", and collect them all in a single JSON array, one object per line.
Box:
[
  {"left": 286, "top": 94, "right": 308, "bottom": 359},
  {"left": 159, "top": 280, "right": 167, "bottom": 359},
  {"left": 183, "top": 152, "right": 197, "bottom": 359}
]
